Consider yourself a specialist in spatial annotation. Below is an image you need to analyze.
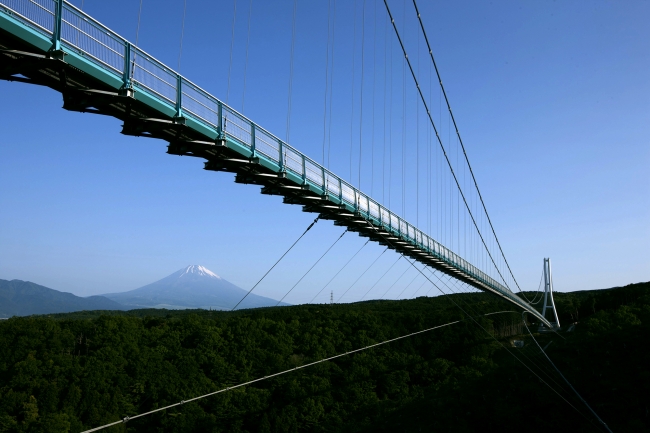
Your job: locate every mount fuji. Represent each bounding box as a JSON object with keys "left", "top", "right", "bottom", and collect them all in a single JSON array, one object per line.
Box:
[{"left": 102, "top": 265, "right": 288, "bottom": 310}]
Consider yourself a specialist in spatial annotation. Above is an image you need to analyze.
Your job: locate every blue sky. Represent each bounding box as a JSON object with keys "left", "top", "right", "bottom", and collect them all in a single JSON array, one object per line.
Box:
[{"left": 0, "top": 0, "right": 648, "bottom": 302}]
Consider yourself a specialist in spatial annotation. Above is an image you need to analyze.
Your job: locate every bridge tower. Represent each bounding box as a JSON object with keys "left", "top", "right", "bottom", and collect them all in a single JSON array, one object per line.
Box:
[{"left": 539, "top": 258, "right": 561, "bottom": 330}]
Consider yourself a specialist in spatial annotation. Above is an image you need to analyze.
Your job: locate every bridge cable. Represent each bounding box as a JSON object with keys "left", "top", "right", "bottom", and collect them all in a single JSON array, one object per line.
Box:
[
  {"left": 231, "top": 217, "right": 319, "bottom": 310},
  {"left": 177, "top": 0, "right": 188, "bottom": 73},
  {"left": 226, "top": 0, "right": 237, "bottom": 104},
  {"left": 337, "top": 246, "right": 388, "bottom": 302},
  {"left": 286, "top": 0, "right": 298, "bottom": 143},
  {"left": 326, "top": 0, "right": 337, "bottom": 169},
  {"left": 241, "top": 0, "right": 252, "bottom": 112},
  {"left": 382, "top": 0, "right": 512, "bottom": 294},
  {"left": 396, "top": 269, "right": 423, "bottom": 300},
  {"left": 309, "top": 239, "right": 370, "bottom": 304},
  {"left": 411, "top": 0, "right": 525, "bottom": 294},
  {"left": 322, "top": 0, "right": 332, "bottom": 166},
  {"left": 130, "top": 0, "right": 144, "bottom": 82},
  {"left": 358, "top": 0, "right": 366, "bottom": 189},
  {"left": 382, "top": 8, "right": 387, "bottom": 203},
  {"left": 370, "top": 0, "right": 377, "bottom": 197},
  {"left": 360, "top": 254, "right": 402, "bottom": 300},
  {"left": 276, "top": 229, "right": 348, "bottom": 306},
  {"left": 522, "top": 313, "right": 614, "bottom": 432},
  {"left": 380, "top": 259, "right": 413, "bottom": 298},
  {"left": 349, "top": 0, "right": 358, "bottom": 181},
  {"left": 79, "top": 311, "right": 516, "bottom": 433}
]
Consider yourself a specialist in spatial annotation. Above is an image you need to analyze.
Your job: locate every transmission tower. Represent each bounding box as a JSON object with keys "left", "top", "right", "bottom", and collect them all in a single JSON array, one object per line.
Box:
[{"left": 330, "top": 290, "right": 333, "bottom": 305}]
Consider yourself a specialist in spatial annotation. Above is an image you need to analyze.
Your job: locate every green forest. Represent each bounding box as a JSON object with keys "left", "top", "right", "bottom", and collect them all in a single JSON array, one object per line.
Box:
[{"left": 0, "top": 282, "right": 648, "bottom": 433}]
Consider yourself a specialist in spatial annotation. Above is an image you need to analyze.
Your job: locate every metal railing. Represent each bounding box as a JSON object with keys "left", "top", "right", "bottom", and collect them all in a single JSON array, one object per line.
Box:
[{"left": 0, "top": 0, "right": 545, "bottom": 321}]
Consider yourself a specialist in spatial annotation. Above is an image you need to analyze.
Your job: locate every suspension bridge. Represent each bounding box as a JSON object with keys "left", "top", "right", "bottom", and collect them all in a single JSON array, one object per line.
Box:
[
  {"left": 0, "top": 1, "right": 622, "bottom": 431},
  {"left": 0, "top": 0, "right": 557, "bottom": 327}
]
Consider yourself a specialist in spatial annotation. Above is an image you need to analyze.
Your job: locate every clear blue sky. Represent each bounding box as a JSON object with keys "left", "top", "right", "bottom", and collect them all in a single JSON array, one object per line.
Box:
[{"left": 0, "top": 0, "right": 648, "bottom": 302}]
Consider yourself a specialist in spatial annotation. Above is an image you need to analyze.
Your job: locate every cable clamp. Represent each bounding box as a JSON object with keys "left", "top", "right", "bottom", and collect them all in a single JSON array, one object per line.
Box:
[
  {"left": 180, "top": 400, "right": 185, "bottom": 405},
  {"left": 123, "top": 416, "right": 130, "bottom": 423}
]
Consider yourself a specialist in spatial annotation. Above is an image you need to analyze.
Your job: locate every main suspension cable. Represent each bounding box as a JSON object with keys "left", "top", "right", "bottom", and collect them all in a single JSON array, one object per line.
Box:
[
  {"left": 382, "top": 0, "right": 511, "bottom": 292},
  {"left": 411, "top": 0, "right": 524, "bottom": 294},
  {"left": 232, "top": 217, "right": 319, "bottom": 310}
]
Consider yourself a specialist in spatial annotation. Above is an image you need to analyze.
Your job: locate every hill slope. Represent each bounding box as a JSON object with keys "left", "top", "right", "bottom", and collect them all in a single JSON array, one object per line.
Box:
[
  {"left": 0, "top": 279, "right": 125, "bottom": 317},
  {"left": 0, "top": 281, "right": 647, "bottom": 432}
]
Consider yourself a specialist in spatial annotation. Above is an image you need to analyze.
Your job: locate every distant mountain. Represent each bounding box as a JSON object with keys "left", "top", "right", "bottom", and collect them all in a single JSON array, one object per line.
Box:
[
  {"left": 0, "top": 279, "right": 125, "bottom": 317},
  {"left": 102, "top": 265, "right": 287, "bottom": 310}
]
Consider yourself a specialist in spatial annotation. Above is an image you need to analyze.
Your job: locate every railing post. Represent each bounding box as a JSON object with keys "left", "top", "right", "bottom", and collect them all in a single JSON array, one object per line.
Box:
[
  {"left": 120, "top": 41, "right": 134, "bottom": 97},
  {"left": 321, "top": 167, "right": 326, "bottom": 196},
  {"left": 278, "top": 140, "right": 284, "bottom": 173},
  {"left": 301, "top": 156, "right": 306, "bottom": 185},
  {"left": 174, "top": 75, "right": 184, "bottom": 123},
  {"left": 217, "top": 102, "right": 223, "bottom": 138},
  {"left": 49, "top": 0, "right": 64, "bottom": 58},
  {"left": 338, "top": 178, "right": 343, "bottom": 203},
  {"left": 250, "top": 123, "right": 256, "bottom": 157}
]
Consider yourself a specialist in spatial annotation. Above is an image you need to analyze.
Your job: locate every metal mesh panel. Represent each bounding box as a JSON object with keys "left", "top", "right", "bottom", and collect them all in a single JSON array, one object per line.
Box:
[
  {"left": 2, "top": 0, "right": 55, "bottom": 36},
  {"left": 399, "top": 220, "right": 407, "bottom": 235},
  {"left": 181, "top": 81, "right": 219, "bottom": 128},
  {"left": 325, "top": 174, "right": 340, "bottom": 196},
  {"left": 390, "top": 214, "right": 399, "bottom": 230},
  {"left": 305, "top": 159, "right": 323, "bottom": 186},
  {"left": 380, "top": 208, "right": 389, "bottom": 225},
  {"left": 222, "top": 107, "right": 251, "bottom": 147},
  {"left": 368, "top": 201, "right": 379, "bottom": 219},
  {"left": 254, "top": 127, "right": 278, "bottom": 161},
  {"left": 341, "top": 183, "right": 355, "bottom": 204},
  {"left": 407, "top": 225, "right": 415, "bottom": 240},
  {"left": 61, "top": 5, "right": 124, "bottom": 74},
  {"left": 132, "top": 48, "right": 176, "bottom": 104},
  {"left": 358, "top": 194, "right": 368, "bottom": 213},
  {"left": 283, "top": 147, "right": 302, "bottom": 175}
]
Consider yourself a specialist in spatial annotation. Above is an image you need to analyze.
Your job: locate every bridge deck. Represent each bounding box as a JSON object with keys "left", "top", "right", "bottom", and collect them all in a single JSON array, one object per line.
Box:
[{"left": 0, "top": 0, "right": 551, "bottom": 327}]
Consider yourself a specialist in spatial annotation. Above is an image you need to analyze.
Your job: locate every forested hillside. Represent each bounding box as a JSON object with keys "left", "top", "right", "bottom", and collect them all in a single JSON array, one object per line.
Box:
[{"left": 0, "top": 282, "right": 648, "bottom": 432}]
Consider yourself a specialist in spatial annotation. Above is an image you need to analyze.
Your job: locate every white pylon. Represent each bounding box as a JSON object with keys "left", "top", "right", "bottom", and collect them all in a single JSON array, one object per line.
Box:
[{"left": 540, "top": 258, "right": 561, "bottom": 330}]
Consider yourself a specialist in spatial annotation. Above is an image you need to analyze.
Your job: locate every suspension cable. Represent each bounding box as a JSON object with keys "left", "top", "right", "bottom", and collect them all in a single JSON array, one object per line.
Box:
[
  {"left": 382, "top": 0, "right": 512, "bottom": 293},
  {"left": 322, "top": 0, "right": 332, "bottom": 165},
  {"left": 241, "top": 0, "right": 252, "bottom": 112},
  {"left": 411, "top": 0, "right": 524, "bottom": 294},
  {"left": 177, "top": 0, "right": 188, "bottom": 73},
  {"left": 337, "top": 246, "right": 388, "bottom": 302},
  {"left": 276, "top": 229, "right": 348, "bottom": 305},
  {"left": 226, "top": 0, "right": 237, "bottom": 104},
  {"left": 231, "top": 217, "right": 319, "bottom": 310},
  {"left": 360, "top": 255, "right": 402, "bottom": 300},
  {"left": 130, "top": 0, "right": 144, "bottom": 81},
  {"left": 286, "top": 0, "right": 298, "bottom": 143}
]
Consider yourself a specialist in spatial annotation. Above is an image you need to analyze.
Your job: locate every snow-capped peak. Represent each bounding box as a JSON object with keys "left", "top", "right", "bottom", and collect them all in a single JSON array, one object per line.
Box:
[{"left": 181, "top": 265, "right": 221, "bottom": 279}]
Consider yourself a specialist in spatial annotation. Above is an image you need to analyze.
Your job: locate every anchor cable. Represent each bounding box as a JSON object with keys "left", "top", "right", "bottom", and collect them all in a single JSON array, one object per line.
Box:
[
  {"left": 309, "top": 239, "right": 370, "bottom": 304},
  {"left": 231, "top": 217, "right": 319, "bottom": 310},
  {"left": 276, "top": 229, "right": 348, "bottom": 305}
]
